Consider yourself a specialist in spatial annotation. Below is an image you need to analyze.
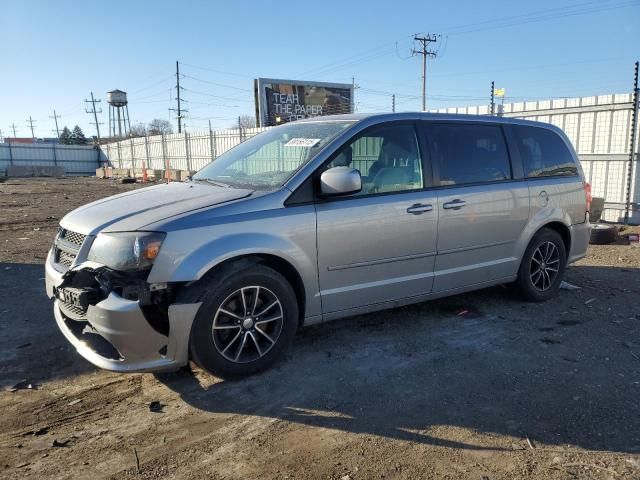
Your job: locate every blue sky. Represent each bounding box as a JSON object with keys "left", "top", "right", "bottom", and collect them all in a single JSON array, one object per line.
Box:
[{"left": 1, "top": 0, "right": 638, "bottom": 138}]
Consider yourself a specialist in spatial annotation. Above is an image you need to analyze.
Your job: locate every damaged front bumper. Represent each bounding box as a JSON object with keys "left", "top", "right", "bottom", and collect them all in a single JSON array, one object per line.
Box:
[{"left": 45, "top": 252, "right": 200, "bottom": 373}]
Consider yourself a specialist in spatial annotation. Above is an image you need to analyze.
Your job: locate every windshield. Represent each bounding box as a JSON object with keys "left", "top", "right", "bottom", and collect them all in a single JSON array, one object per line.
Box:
[{"left": 192, "top": 121, "right": 354, "bottom": 190}]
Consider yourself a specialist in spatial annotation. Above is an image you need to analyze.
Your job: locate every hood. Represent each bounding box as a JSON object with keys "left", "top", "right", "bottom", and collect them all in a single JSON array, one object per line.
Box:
[{"left": 60, "top": 182, "right": 252, "bottom": 235}]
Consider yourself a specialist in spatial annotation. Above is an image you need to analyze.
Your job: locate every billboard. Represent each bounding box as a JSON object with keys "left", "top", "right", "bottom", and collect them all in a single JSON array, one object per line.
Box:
[{"left": 254, "top": 78, "right": 353, "bottom": 127}]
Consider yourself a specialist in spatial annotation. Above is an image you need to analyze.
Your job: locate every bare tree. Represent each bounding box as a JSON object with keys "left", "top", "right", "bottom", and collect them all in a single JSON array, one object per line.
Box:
[
  {"left": 129, "top": 123, "right": 148, "bottom": 138},
  {"left": 148, "top": 118, "right": 174, "bottom": 136},
  {"left": 231, "top": 115, "right": 257, "bottom": 130}
]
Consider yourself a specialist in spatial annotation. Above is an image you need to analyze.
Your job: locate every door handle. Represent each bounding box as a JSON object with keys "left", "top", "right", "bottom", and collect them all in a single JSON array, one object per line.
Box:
[
  {"left": 443, "top": 199, "right": 467, "bottom": 210},
  {"left": 406, "top": 203, "right": 433, "bottom": 214}
]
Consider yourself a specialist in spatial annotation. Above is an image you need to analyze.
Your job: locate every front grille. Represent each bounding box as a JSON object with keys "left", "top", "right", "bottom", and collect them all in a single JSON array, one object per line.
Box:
[
  {"left": 60, "top": 229, "right": 86, "bottom": 247},
  {"left": 53, "top": 228, "right": 86, "bottom": 272},
  {"left": 57, "top": 250, "right": 76, "bottom": 267}
]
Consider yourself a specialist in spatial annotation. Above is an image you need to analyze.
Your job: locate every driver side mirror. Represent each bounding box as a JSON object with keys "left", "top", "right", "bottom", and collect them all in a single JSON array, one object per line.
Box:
[{"left": 319, "top": 166, "right": 362, "bottom": 196}]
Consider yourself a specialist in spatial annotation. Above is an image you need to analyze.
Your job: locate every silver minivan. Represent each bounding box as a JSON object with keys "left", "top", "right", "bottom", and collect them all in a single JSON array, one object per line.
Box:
[{"left": 45, "top": 113, "right": 591, "bottom": 377}]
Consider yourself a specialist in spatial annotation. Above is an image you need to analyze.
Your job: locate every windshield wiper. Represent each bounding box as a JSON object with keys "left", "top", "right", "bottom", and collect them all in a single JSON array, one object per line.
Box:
[{"left": 193, "top": 178, "right": 231, "bottom": 188}]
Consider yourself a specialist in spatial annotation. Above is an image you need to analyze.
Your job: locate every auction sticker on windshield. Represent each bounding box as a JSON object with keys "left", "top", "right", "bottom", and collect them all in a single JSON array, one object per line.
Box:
[{"left": 284, "top": 138, "right": 320, "bottom": 147}]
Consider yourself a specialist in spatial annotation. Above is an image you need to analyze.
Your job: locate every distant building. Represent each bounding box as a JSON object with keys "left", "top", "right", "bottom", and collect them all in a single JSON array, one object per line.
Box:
[
  {"left": 3, "top": 137, "right": 61, "bottom": 145},
  {"left": 3, "top": 137, "right": 35, "bottom": 144}
]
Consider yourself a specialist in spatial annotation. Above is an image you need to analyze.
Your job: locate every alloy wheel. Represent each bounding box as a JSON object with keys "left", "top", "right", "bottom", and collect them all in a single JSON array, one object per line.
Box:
[
  {"left": 530, "top": 241, "right": 560, "bottom": 291},
  {"left": 211, "top": 286, "right": 284, "bottom": 363}
]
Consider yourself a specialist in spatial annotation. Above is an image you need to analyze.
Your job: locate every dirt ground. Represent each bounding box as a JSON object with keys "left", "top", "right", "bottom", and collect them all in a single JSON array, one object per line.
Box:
[{"left": 1, "top": 177, "right": 639, "bottom": 480}]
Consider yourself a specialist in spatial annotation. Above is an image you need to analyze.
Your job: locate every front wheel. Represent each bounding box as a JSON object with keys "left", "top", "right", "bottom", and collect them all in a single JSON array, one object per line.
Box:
[
  {"left": 514, "top": 228, "right": 567, "bottom": 302},
  {"left": 188, "top": 265, "right": 299, "bottom": 378}
]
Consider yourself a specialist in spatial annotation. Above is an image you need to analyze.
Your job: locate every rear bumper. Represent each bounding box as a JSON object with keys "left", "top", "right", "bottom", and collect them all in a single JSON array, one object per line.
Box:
[
  {"left": 568, "top": 218, "right": 591, "bottom": 264},
  {"left": 46, "top": 254, "right": 200, "bottom": 373}
]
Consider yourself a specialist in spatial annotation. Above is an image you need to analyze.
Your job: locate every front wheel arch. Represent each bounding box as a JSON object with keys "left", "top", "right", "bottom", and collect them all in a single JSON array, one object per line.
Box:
[{"left": 177, "top": 253, "right": 306, "bottom": 326}]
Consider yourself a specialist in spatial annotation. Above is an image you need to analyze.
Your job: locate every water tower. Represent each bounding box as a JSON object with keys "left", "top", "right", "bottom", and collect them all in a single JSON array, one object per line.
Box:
[{"left": 107, "top": 89, "right": 131, "bottom": 138}]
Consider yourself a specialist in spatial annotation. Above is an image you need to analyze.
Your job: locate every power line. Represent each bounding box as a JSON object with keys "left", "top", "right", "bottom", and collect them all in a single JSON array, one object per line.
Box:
[
  {"left": 49, "top": 109, "right": 61, "bottom": 138},
  {"left": 26, "top": 116, "right": 36, "bottom": 140},
  {"left": 129, "top": 74, "right": 175, "bottom": 95},
  {"left": 412, "top": 34, "right": 440, "bottom": 111},
  {"left": 444, "top": 0, "right": 637, "bottom": 36},
  {"left": 85, "top": 92, "right": 103, "bottom": 143},
  {"left": 180, "top": 62, "right": 251, "bottom": 78},
  {"left": 181, "top": 73, "right": 252, "bottom": 92}
]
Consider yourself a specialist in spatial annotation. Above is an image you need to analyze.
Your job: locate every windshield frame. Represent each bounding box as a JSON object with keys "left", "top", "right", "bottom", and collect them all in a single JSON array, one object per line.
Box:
[{"left": 192, "top": 120, "right": 357, "bottom": 191}]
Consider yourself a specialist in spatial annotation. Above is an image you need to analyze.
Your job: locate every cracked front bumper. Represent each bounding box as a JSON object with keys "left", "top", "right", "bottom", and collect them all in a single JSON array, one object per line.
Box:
[{"left": 46, "top": 254, "right": 200, "bottom": 373}]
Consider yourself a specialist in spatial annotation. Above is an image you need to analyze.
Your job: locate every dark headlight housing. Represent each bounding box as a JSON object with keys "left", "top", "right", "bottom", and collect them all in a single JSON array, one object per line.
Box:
[{"left": 87, "top": 232, "right": 166, "bottom": 272}]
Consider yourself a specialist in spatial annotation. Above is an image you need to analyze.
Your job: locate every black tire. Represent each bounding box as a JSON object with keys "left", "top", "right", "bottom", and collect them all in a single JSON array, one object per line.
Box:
[
  {"left": 186, "top": 264, "right": 298, "bottom": 378},
  {"left": 589, "top": 223, "right": 617, "bottom": 245},
  {"left": 514, "top": 228, "right": 567, "bottom": 302}
]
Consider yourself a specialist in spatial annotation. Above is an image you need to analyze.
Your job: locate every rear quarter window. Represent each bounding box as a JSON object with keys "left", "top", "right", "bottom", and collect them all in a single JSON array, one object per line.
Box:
[{"left": 513, "top": 125, "right": 578, "bottom": 178}]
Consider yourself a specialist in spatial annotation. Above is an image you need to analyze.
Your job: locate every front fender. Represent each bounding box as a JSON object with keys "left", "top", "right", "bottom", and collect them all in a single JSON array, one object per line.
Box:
[
  {"left": 147, "top": 210, "right": 320, "bottom": 318},
  {"left": 166, "top": 232, "right": 314, "bottom": 282}
]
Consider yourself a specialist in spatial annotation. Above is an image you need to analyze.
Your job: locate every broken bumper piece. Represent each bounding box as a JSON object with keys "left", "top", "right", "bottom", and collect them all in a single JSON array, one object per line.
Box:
[{"left": 47, "top": 259, "right": 199, "bottom": 373}]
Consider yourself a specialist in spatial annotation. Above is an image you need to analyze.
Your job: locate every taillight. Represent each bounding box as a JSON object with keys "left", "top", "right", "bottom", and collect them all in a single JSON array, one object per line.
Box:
[{"left": 584, "top": 182, "right": 592, "bottom": 212}]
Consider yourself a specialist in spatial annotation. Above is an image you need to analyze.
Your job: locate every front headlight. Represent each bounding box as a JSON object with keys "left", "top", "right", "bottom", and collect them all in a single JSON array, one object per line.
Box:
[{"left": 87, "top": 232, "right": 166, "bottom": 271}]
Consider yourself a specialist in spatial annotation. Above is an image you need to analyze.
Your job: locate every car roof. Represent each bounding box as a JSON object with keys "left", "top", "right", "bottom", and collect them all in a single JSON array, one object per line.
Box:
[{"left": 296, "top": 111, "right": 559, "bottom": 129}]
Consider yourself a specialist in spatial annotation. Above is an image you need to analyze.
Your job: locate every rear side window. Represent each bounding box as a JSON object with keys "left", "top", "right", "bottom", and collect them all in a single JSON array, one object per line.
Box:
[
  {"left": 513, "top": 125, "right": 578, "bottom": 178},
  {"left": 427, "top": 123, "right": 512, "bottom": 186}
]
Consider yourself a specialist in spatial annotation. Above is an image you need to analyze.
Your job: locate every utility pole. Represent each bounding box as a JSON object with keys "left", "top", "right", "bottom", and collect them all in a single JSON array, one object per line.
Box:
[
  {"left": 169, "top": 62, "right": 187, "bottom": 133},
  {"left": 490, "top": 81, "right": 495, "bottom": 116},
  {"left": 176, "top": 61, "right": 182, "bottom": 133},
  {"left": 9, "top": 123, "right": 17, "bottom": 137},
  {"left": 351, "top": 76, "right": 356, "bottom": 114},
  {"left": 0, "top": 129, "right": 4, "bottom": 142},
  {"left": 172, "top": 61, "right": 186, "bottom": 133},
  {"left": 85, "top": 92, "right": 103, "bottom": 143},
  {"left": 412, "top": 34, "right": 439, "bottom": 111},
  {"left": 50, "top": 109, "right": 61, "bottom": 138},
  {"left": 392, "top": 94, "right": 396, "bottom": 112},
  {"left": 26, "top": 116, "right": 36, "bottom": 140},
  {"left": 624, "top": 60, "right": 639, "bottom": 225}
]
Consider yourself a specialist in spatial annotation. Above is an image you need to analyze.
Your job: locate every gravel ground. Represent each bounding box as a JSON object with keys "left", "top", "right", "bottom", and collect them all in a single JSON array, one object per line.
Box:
[{"left": 1, "top": 177, "right": 639, "bottom": 480}]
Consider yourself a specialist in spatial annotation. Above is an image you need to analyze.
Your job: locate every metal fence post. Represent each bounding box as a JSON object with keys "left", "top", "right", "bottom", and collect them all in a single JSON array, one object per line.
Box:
[
  {"left": 130, "top": 139, "right": 136, "bottom": 173},
  {"left": 144, "top": 136, "right": 151, "bottom": 170},
  {"left": 52, "top": 143, "right": 58, "bottom": 167},
  {"left": 624, "top": 61, "right": 639, "bottom": 224},
  {"left": 209, "top": 127, "right": 215, "bottom": 163},
  {"left": 117, "top": 141, "right": 122, "bottom": 169},
  {"left": 185, "top": 131, "right": 192, "bottom": 172},
  {"left": 8, "top": 142, "right": 13, "bottom": 166},
  {"left": 161, "top": 133, "right": 169, "bottom": 182},
  {"left": 213, "top": 130, "right": 217, "bottom": 159}
]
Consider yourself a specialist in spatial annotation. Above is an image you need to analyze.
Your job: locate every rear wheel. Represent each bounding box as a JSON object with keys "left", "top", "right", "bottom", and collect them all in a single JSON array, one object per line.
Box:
[
  {"left": 188, "top": 265, "right": 298, "bottom": 378},
  {"left": 514, "top": 228, "right": 567, "bottom": 302}
]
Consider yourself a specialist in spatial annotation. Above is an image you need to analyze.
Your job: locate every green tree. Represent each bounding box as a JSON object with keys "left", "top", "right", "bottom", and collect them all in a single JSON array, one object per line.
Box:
[
  {"left": 71, "top": 125, "right": 86, "bottom": 145},
  {"left": 59, "top": 126, "right": 72, "bottom": 145}
]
